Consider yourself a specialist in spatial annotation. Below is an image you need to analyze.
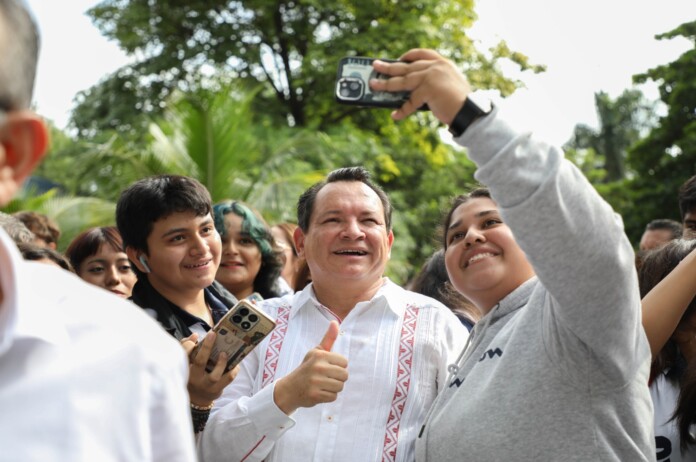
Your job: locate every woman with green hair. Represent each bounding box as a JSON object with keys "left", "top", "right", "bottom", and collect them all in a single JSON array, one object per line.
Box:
[{"left": 213, "top": 200, "right": 284, "bottom": 302}]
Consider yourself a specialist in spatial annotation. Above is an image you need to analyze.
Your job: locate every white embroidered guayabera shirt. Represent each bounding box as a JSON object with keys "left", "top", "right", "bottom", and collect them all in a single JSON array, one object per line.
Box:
[{"left": 199, "top": 279, "right": 468, "bottom": 462}]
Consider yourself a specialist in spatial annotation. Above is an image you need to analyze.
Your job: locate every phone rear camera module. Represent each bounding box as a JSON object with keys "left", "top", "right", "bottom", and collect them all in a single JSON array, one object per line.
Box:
[
  {"left": 239, "top": 307, "right": 250, "bottom": 316},
  {"left": 338, "top": 77, "right": 364, "bottom": 101},
  {"left": 232, "top": 315, "right": 243, "bottom": 324},
  {"left": 248, "top": 314, "right": 259, "bottom": 322},
  {"left": 241, "top": 321, "right": 251, "bottom": 330}
]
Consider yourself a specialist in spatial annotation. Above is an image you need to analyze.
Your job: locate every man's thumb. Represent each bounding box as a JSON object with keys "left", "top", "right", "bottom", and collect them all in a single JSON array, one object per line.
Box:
[{"left": 318, "top": 320, "right": 340, "bottom": 351}]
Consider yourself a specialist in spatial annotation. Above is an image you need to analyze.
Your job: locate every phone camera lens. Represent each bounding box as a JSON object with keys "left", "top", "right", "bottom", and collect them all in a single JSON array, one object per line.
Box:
[
  {"left": 232, "top": 315, "right": 243, "bottom": 324},
  {"left": 248, "top": 314, "right": 258, "bottom": 322},
  {"left": 349, "top": 82, "right": 360, "bottom": 90},
  {"left": 241, "top": 321, "right": 251, "bottom": 330},
  {"left": 239, "top": 308, "right": 250, "bottom": 316}
]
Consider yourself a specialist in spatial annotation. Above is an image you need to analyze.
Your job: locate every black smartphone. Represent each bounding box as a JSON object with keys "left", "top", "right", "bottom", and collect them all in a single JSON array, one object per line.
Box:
[
  {"left": 192, "top": 300, "right": 276, "bottom": 373},
  {"left": 335, "top": 56, "right": 410, "bottom": 108}
]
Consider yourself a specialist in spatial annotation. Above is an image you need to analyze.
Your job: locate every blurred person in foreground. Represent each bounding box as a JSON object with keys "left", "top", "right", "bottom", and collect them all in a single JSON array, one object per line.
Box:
[{"left": 0, "top": 1, "right": 196, "bottom": 460}]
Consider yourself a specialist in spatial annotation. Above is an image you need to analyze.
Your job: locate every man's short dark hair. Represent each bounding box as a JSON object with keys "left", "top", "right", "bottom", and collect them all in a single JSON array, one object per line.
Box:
[
  {"left": 296, "top": 167, "right": 393, "bottom": 232},
  {"left": 0, "top": 0, "right": 40, "bottom": 110},
  {"left": 116, "top": 175, "right": 212, "bottom": 253},
  {"left": 645, "top": 218, "right": 682, "bottom": 240},
  {"left": 678, "top": 175, "right": 696, "bottom": 220}
]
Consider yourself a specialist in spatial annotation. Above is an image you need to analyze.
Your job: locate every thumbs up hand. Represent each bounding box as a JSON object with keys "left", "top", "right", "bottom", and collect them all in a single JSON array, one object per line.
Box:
[
  {"left": 274, "top": 321, "right": 349, "bottom": 415},
  {"left": 318, "top": 319, "right": 340, "bottom": 351}
]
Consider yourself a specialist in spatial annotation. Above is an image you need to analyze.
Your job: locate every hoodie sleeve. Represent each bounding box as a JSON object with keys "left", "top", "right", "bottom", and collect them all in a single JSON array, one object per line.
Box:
[{"left": 453, "top": 105, "right": 646, "bottom": 384}]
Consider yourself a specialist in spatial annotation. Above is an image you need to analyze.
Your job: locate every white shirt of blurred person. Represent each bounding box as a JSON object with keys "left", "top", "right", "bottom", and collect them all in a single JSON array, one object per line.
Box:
[
  {"left": 199, "top": 167, "right": 468, "bottom": 462},
  {"left": 0, "top": 2, "right": 196, "bottom": 460},
  {"left": 66, "top": 227, "right": 137, "bottom": 298}
]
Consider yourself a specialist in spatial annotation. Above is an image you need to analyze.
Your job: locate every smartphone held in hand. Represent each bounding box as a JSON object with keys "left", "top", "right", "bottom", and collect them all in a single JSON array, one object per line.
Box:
[
  {"left": 335, "top": 56, "right": 410, "bottom": 108},
  {"left": 193, "top": 300, "right": 276, "bottom": 373}
]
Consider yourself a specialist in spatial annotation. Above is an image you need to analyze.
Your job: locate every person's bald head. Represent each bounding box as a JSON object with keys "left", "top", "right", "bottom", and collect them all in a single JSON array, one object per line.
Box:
[
  {"left": 0, "top": 1, "right": 48, "bottom": 207},
  {"left": 0, "top": 0, "right": 40, "bottom": 111}
]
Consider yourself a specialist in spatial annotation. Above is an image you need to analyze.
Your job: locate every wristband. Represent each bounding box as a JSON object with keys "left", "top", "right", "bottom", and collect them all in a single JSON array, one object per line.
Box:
[
  {"left": 448, "top": 94, "right": 492, "bottom": 138},
  {"left": 190, "top": 401, "right": 214, "bottom": 433}
]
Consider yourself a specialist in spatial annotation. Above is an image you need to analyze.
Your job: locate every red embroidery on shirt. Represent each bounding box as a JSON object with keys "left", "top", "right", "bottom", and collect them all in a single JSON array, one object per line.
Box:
[
  {"left": 382, "top": 305, "right": 419, "bottom": 462},
  {"left": 262, "top": 305, "right": 291, "bottom": 387},
  {"left": 240, "top": 435, "right": 266, "bottom": 462}
]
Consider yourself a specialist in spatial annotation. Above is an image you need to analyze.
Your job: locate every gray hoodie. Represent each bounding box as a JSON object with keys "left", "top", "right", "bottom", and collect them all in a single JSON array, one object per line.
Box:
[{"left": 415, "top": 106, "right": 654, "bottom": 461}]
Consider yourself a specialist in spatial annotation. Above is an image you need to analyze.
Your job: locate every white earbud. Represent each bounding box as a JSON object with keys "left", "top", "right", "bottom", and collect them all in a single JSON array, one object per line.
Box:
[{"left": 138, "top": 255, "right": 152, "bottom": 273}]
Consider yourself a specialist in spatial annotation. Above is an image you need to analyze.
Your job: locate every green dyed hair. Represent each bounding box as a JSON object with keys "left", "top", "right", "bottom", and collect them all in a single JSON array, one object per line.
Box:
[{"left": 213, "top": 200, "right": 283, "bottom": 299}]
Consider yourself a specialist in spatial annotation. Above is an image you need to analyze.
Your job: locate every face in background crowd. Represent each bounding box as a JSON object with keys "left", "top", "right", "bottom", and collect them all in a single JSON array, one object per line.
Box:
[
  {"left": 66, "top": 227, "right": 137, "bottom": 298},
  {"left": 639, "top": 228, "right": 674, "bottom": 252},
  {"left": 217, "top": 211, "right": 263, "bottom": 299},
  {"left": 443, "top": 192, "right": 535, "bottom": 313},
  {"left": 78, "top": 245, "right": 136, "bottom": 298},
  {"left": 683, "top": 210, "right": 696, "bottom": 240},
  {"left": 213, "top": 201, "right": 282, "bottom": 300},
  {"left": 271, "top": 223, "right": 299, "bottom": 286}
]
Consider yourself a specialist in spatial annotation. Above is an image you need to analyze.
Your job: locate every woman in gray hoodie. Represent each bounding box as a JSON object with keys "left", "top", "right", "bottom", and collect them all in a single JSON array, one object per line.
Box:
[{"left": 371, "top": 49, "right": 654, "bottom": 461}]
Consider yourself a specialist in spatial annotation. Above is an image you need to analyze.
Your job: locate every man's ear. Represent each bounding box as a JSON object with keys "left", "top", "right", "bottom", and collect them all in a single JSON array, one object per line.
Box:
[
  {"left": 126, "top": 246, "right": 149, "bottom": 273},
  {"left": 386, "top": 229, "right": 394, "bottom": 259},
  {"left": 293, "top": 226, "right": 306, "bottom": 258},
  {"left": 0, "top": 113, "right": 49, "bottom": 206}
]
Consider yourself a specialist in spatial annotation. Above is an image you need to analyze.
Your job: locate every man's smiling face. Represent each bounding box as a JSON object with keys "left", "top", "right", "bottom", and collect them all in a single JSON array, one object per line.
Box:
[{"left": 295, "top": 181, "right": 393, "bottom": 288}]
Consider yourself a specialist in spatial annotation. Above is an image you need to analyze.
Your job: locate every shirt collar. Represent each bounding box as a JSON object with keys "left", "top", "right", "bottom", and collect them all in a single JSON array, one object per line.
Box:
[{"left": 287, "top": 277, "right": 405, "bottom": 320}]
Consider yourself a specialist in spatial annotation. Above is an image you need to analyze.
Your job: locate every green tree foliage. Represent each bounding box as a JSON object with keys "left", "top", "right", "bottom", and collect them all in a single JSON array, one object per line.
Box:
[
  {"left": 565, "top": 89, "right": 656, "bottom": 182},
  {"left": 73, "top": 0, "right": 543, "bottom": 135},
  {"left": 2, "top": 190, "right": 116, "bottom": 251},
  {"left": 39, "top": 1, "right": 548, "bottom": 281},
  {"left": 622, "top": 20, "right": 696, "bottom": 243}
]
